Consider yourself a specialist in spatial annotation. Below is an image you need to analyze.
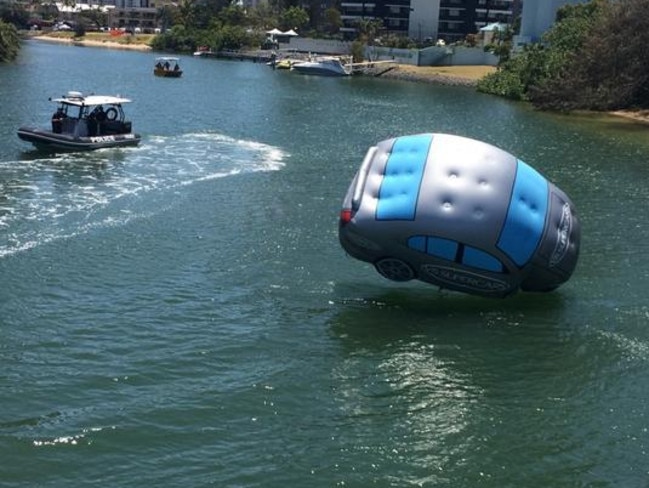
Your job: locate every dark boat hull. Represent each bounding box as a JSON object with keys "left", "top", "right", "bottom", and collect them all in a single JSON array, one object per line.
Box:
[
  {"left": 154, "top": 69, "right": 183, "bottom": 78},
  {"left": 17, "top": 126, "right": 141, "bottom": 151}
]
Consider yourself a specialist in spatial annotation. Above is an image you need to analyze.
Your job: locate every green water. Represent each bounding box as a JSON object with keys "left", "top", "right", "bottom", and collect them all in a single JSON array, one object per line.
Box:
[{"left": 1, "top": 40, "right": 649, "bottom": 487}]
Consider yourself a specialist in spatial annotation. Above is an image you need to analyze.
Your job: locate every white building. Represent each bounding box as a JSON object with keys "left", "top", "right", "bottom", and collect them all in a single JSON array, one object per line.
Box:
[
  {"left": 518, "top": 0, "right": 589, "bottom": 43},
  {"left": 408, "top": 0, "right": 440, "bottom": 42}
]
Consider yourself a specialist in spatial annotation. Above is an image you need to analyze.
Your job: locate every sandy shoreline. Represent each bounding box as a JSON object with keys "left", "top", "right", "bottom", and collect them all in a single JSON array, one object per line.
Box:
[
  {"left": 380, "top": 64, "right": 497, "bottom": 86},
  {"left": 611, "top": 110, "right": 649, "bottom": 125},
  {"left": 31, "top": 35, "right": 152, "bottom": 51}
]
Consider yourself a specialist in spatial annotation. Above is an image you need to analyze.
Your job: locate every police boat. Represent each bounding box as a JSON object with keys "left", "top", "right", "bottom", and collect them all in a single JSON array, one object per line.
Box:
[{"left": 17, "top": 91, "right": 141, "bottom": 152}]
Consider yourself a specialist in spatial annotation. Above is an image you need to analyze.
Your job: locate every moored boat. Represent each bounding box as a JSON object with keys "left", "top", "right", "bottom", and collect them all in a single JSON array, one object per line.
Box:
[
  {"left": 291, "top": 55, "right": 353, "bottom": 77},
  {"left": 273, "top": 58, "right": 295, "bottom": 69},
  {"left": 17, "top": 91, "right": 141, "bottom": 152},
  {"left": 193, "top": 46, "right": 213, "bottom": 57}
]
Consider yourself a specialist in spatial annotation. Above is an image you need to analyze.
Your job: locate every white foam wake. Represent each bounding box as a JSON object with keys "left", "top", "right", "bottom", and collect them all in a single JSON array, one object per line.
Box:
[{"left": 0, "top": 132, "right": 287, "bottom": 257}]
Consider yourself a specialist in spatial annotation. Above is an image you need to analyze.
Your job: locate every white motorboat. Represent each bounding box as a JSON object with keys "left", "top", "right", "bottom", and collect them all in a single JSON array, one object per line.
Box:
[
  {"left": 17, "top": 91, "right": 141, "bottom": 152},
  {"left": 291, "top": 56, "right": 353, "bottom": 77}
]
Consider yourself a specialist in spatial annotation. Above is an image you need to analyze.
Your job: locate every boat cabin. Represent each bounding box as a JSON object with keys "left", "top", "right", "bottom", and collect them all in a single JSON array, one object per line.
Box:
[
  {"left": 50, "top": 92, "right": 133, "bottom": 138},
  {"left": 154, "top": 57, "right": 183, "bottom": 77}
]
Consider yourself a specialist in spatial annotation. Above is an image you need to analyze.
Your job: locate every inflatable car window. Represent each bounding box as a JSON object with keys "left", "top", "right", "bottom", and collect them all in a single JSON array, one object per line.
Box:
[{"left": 339, "top": 133, "right": 580, "bottom": 298}]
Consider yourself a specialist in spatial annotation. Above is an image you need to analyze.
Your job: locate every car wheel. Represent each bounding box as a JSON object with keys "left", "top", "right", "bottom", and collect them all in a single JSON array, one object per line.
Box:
[{"left": 375, "top": 258, "right": 415, "bottom": 282}]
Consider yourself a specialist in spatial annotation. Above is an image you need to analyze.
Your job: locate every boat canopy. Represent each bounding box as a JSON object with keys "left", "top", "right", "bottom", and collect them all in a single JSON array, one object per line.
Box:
[
  {"left": 155, "top": 57, "right": 180, "bottom": 62},
  {"left": 51, "top": 92, "right": 132, "bottom": 107}
]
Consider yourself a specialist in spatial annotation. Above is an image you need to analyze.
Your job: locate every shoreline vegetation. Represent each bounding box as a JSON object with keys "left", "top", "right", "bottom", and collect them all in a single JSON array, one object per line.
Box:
[{"left": 27, "top": 33, "right": 649, "bottom": 125}]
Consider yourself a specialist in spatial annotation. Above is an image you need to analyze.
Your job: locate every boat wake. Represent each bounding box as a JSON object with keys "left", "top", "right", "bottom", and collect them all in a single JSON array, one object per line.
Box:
[{"left": 0, "top": 132, "right": 287, "bottom": 257}]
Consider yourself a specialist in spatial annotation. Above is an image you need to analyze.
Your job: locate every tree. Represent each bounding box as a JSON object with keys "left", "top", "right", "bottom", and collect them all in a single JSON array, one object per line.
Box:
[
  {"left": 247, "top": 3, "right": 278, "bottom": 30},
  {"left": 0, "top": 19, "right": 20, "bottom": 62},
  {"left": 0, "top": 1, "right": 30, "bottom": 29},
  {"left": 526, "top": 0, "right": 649, "bottom": 111},
  {"left": 177, "top": 0, "right": 196, "bottom": 29},
  {"left": 219, "top": 5, "right": 246, "bottom": 27},
  {"left": 156, "top": 5, "right": 177, "bottom": 32},
  {"left": 322, "top": 7, "right": 342, "bottom": 35},
  {"left": 279, "top": 6, "right": 308, "bottom": 32},
  {"left": 356, "top": 18, "right": 383, "bottom": 44},
  {"left": 478, "top": 0, "right": 607, "bottom": 107},
  {"left": 541, "top": 0, "right": 649, "bottom": 110},
  {"left": 78, "top": 8, "right": 108, "bottom": 30}
]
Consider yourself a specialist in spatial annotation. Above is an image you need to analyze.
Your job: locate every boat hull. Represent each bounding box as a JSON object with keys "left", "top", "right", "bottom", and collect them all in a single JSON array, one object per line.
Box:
[
  {"left": 291, "top": 64, "right": 349, "bottom": 76},
  {"left": 154, "top": 68, "right": 183, "bottom": 77},
  {"left": 17, "top": 126, "right": 141, "bottom": 151}
]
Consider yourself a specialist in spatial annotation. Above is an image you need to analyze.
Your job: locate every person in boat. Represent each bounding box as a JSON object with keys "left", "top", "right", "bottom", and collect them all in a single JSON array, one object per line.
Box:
[
  {"left": 92, "top": 105, "right": 106, "bottom": 122},
  {"left": 156, "top": 61, "right": 163, "bottom": 69},
  {"left": 174, "top": 63, "right": 180, "bottom": 72},
  {"left": 51, "top": 107, "right": 66, "bottom": 133},
  {"left": 87, "top": 105, "right": 106, "bottom": 136},
  {"left": 164, "top": 61, "right": 170, "bottom": 70}
]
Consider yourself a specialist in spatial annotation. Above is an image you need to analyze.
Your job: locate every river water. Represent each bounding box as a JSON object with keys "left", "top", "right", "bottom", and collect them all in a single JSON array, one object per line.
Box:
[{"left": 2, "top": 40, "right": 649, "bottom": 487}]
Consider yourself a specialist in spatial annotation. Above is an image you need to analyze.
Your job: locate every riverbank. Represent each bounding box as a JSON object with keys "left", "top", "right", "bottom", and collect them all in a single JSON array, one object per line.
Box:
[
  {"left": 379, "top": 64, "right": 497, "bottom": 87},
  {"left": 29, "top": 32, "right": 153, "bottom": 51},
  {"left": 611, "top": 109, "right": 649, "bottom": 125},
  {"left": 22, "top": 34, "right": 649, "bottom": 125}
]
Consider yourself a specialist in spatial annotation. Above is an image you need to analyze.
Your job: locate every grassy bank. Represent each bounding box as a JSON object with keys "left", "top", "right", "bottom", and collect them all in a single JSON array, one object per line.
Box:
[{"left": 381, "top": 64, "right": 497, "bottom": 86}]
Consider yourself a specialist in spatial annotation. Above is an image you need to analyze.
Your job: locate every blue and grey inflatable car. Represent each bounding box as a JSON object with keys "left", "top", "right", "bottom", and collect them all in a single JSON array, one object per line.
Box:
[{"left": 339, "top": 133, "right": 580, "bottom": 298}]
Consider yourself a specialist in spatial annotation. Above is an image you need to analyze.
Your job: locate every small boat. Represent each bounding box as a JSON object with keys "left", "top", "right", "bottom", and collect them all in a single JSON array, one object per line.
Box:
[
  {"left": 291, "top": 56, "right": 353, "bottom": 77},
  {"left": 193, "top": 46, "right": 213, "bottom": 57},
  {"left": 154, "top": 56, "right": 183, "bottom": 77},
  {"left": 17, "top": 91, "right": 141, "bottom": 152},
  {"left": 273, "top": 58, "right": 295, "bottom": 70}
]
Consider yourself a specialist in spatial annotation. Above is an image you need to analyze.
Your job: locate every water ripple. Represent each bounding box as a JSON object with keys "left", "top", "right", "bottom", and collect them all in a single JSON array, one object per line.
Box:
[{"left": 0, "top": 132, "right": 286, "bottom": 257}]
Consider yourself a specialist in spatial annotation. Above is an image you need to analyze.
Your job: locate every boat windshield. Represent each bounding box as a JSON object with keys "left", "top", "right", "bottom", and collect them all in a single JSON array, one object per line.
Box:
[
  {"left": 52, "top": 102, "right": 124, "bottom": 123},
  {"left": 155, "top": 57, "right": 181, "bottom": 71}
]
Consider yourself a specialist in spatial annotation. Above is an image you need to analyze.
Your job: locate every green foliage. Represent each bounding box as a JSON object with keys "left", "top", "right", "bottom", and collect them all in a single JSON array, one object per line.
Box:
[
  {"left": 218, "top": 5, "right": 247, "bottom": 27},
  {"left": 246, "top": 4, "right": 278, "bottom": 30},
  {"left": 530, "top": 0, "right": 649, "bottom": 110},
  {"left": 0, "top": 2, "right": 29, "bottom": 29},
  {"left": 74, "top": 23, "right": 86, "bottom": 38},
  {"left": 350, "top": 40, "right": 365, "bottom": 63},
  {"left": 381, "top": 35, "right": 416, "bottom": 49},
  {"left": 477, "top": 68, "right": 526, "bottom": 100},
  {"left": 480, "top": 0, "right": 649, "bottom": 111},
  {"left": 78, "top": 9, "right": 108, "bottom": 30},
  {"left": 322, "top": 8, "right": 342, "bottom": 35},
  {"left": 216, "top": 24, "right": 251, "bottom": 51},
  {"left": 150, "top": 24, "right": 197, "bottom": 52},
  {"left": 150, "top": 22, "right": 260, "bottom": 53},
  {"left": 156, "top": 5, "right": 177, "bottom": 32},
  {"left": 477, "top": 53, "right": 532, "bottom": 100},
  {"left": 478, "top": 0, "right": 612, "bottom": 108},
  {"left": 0, "top": 19, "right": 20, "bottom": 62},
  {"left": 355, "top": 18, "right": 383, "bottom": 44},
  {"left": 279, "top": 6, "right": 308, "bottom": 32}
]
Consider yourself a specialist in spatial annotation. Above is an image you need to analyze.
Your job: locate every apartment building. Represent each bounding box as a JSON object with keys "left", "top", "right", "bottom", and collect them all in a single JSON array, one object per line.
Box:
[
  {"left": 340, "top": 0, "right": 519, "bottom": 43},
  {"left": 518, "top": 0, "right": 589, "bottom": 43},
  {"left": 108, "top": 0, "right": 169, "bottom": 32}
]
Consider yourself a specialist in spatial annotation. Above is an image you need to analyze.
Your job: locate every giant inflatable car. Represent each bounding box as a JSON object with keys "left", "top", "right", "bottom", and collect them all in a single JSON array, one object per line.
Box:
[{"left": 339, "top": 133, "right": 580, "bottom": 298}]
